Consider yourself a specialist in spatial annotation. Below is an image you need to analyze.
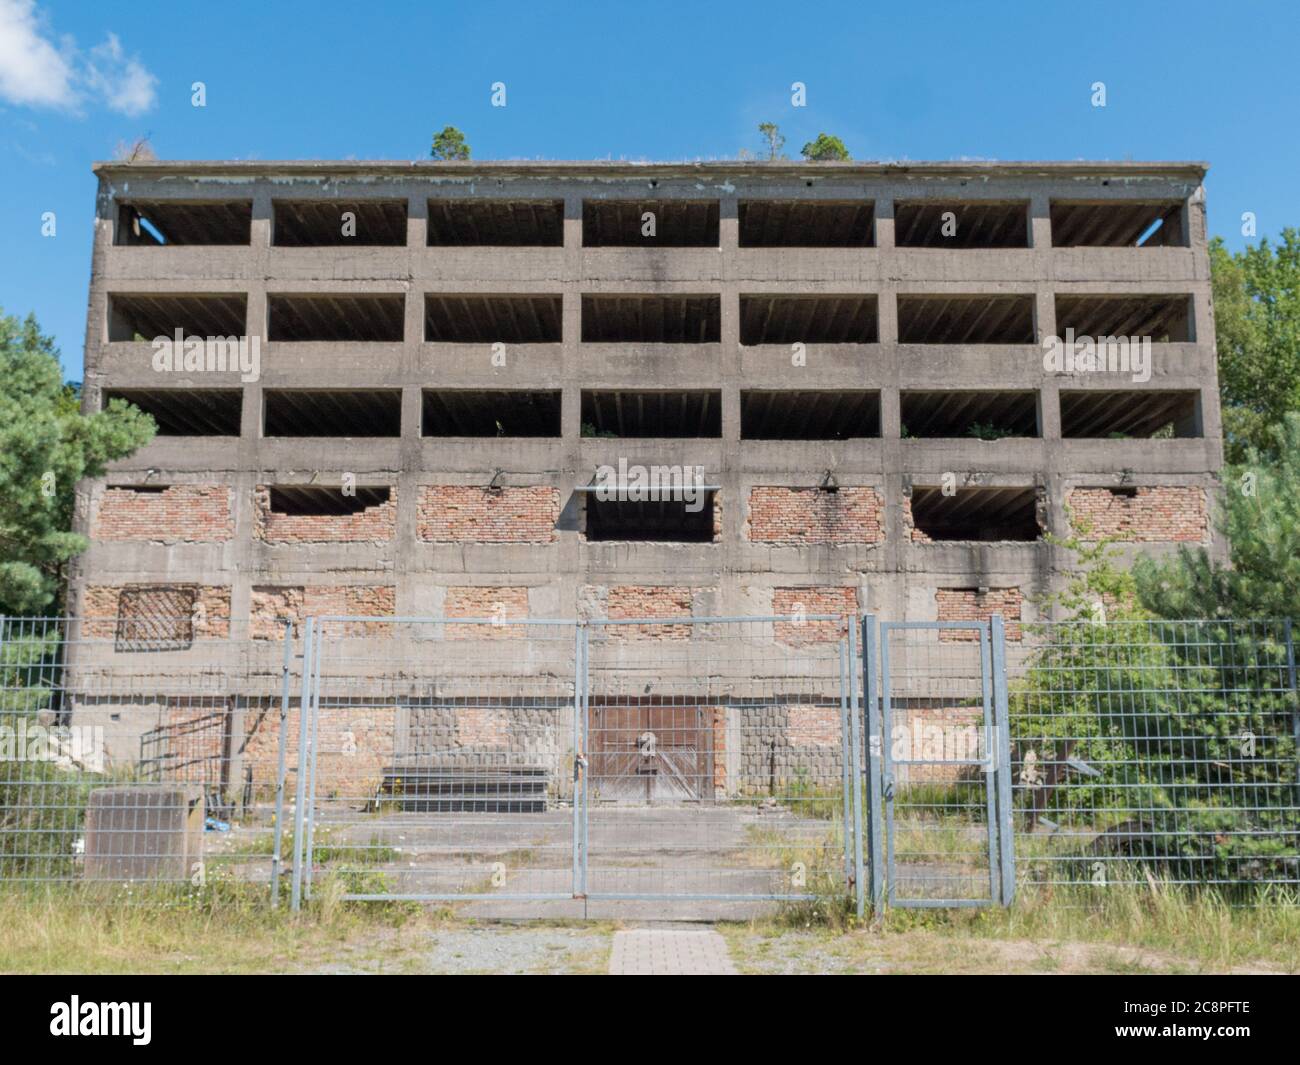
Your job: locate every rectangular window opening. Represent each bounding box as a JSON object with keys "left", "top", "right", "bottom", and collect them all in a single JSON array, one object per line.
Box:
[
  {"left": 583, "top": 200, "right": 719, "bottom": 247},
  {"left": 901, "top": 391, "right": 1040, "bottom": 439},
  {"left": 581, "top": 390, "right": 721, "bottom": 438},
  {"left": 273, "top": 200, "right": 407, "bottom": 246},
  {"left": 910, "top": 486, "right": 1041, "bottom": 542},
  {"left": 897, "top": 295, "right": 1036, "bottom": 344},
  {"left": 581, "top": 295, "right": 721, "bottom": 343},
  {"left": 103, "top": 389, "right": 242, "bottom": 436},
  {"left": 586, "top": 495, "right": 716, "bottom": 542},
  {"left": 116, "top": 201, "right": 252, "bottom": 246},
  {"left": 1059, "top": 390, "right": 1201, "bottom": 439},
  {"left": 741, "top": 390, "right": 880, "bottom": 439},
  {"left": 894, "top": 201, "right": 1029, "bottom": 248},
  {"left": 1055, "top": 294, "right": 1193, "bottom": 342},
  {"left": 424, "top": 295, "right": 562, "bottom": 343},
  {"left": 1050, "top": 200, "right": 1187, "bottom": 247},
  {"left": 422, "top": 390, "right": 561, "bottom": 437},
  {"left": 427, "top": 199, "right": 564, "bottom": 246},
  {"left": 739, "top": 295, "right": 878, "bottom": 344},
  {"left": 108, "top": 294, "right": 247, "bottom": 341},
  {"left": 266, "top": 291, "right": 403, "bottom": 340},
  {"left": 263, "top": 389, "right": 402, "bottom": 437},
  {"left": 738, "top": 200, "right": 874, "bottom": 247},
  {"left": 267, "top": 294, "right": 405, "bottom": 342},
  {"left": 267, "top": 485, "right": 390, "bottom": 515}
]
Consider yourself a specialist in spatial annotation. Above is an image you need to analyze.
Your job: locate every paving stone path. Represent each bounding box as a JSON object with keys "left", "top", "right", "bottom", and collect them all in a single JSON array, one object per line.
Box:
[{"left": 608, "top": 928, "right": 738, "bottom": 975}]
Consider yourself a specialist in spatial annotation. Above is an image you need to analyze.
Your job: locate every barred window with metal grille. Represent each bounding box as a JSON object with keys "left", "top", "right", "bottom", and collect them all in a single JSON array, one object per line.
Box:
[{"left": 115, "top": 585, "right": 198, "bottom": 651}]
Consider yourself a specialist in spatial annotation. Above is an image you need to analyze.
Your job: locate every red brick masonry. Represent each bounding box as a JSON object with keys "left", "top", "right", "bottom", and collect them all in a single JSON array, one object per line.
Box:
[
  {"left": 93, "top": 485, "right": 233, "bottom": 542},
  {"left": 1067, "top": 486, "right": 1207, "bottom": 542},
  {"left": 748, "top": 487, "right": 884, "bottom": 544},
  {"left": 936, "top": 587, "right": 1023, "bottom": 641},
  {"left": 417, "top": 486, "right": 560, "bottom": 543}
]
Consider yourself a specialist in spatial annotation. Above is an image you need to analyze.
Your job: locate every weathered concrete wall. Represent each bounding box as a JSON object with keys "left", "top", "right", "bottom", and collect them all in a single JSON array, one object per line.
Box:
[{"left": 71, "top": 160, "right": 1224, "bottom": 633}]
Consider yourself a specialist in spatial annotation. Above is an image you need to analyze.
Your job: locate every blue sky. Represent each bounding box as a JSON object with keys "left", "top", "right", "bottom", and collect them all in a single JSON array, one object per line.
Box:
[{"left": 2, "top": 0, "right": 1298, "bottom": 378}]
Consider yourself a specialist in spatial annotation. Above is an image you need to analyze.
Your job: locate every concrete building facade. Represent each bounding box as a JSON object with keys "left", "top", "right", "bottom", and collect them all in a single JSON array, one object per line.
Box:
[{"left": 71, "top": 160, "right": 1223, "bottom": 640}]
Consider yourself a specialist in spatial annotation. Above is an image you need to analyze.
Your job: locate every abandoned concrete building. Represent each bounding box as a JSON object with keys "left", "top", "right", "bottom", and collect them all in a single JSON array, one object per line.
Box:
[
  {"left": 60, "top": 160, "right": 1222, "bottom": 827},
  {"left": 72, "top": 159, "right": 1221, "bottom": 638}
]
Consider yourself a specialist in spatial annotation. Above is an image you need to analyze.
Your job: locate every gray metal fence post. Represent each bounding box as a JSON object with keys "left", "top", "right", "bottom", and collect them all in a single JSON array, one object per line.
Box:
[
  {"left": 990, "top": 614, "right": 1016, "bottom": 906},
  {"left": 1285, "top": 619, "right": 1299, "bottom": 797},
  {"left": 838, "top": 637, "right": 854, "bottom": 885},
  {"left": 861, "top": 615, "right": 884, "bottom": 916},
  {"left": 977, "top": 624, "right": 1000, "bottom": 903},
  {"left": 580, "top": 623, "right": 590, "bottom": 899},
  {"left": 847, "top": 617, "right": 866, "bottom": 919},
  {"left": 289, "top": 616, "right": 314, "bottom": 912},
  {"left": 572, "top": 622, "right": 583, "bottom": 898},
  {"left": 270, "top": 617, "right": 293, "bottom": 907},
  {"left": 303, "top": 618, "right": 325, "bottom": 899}
]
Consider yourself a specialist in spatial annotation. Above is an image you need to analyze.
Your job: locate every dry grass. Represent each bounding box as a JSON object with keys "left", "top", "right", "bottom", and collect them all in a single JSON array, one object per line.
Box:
[
  {"left": 724, "top": 878, "right": 1300, "bottom": 974},
  {"left": 5, "top": 872, "right": 1296, "bottom": 975},
  {"left": 0, "top": 878, "right": 442, "bottom": 975}
]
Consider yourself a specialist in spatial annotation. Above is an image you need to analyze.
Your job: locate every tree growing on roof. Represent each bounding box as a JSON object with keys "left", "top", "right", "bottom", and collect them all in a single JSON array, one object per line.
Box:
[
  {"left": 801, "top": 133, "right": 850, "bottom": 161},
  {"left": 430, "top": 126, "right": 470, "bottom": 161},
  {"left": 758, "top": 122, "right": 786, "bottom": 160}
]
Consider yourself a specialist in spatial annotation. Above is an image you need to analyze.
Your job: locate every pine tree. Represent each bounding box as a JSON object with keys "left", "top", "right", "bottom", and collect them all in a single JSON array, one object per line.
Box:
[
  {"left": 430, "top": 126, "right": 470, "bottom": 161},
  {"left": 800, "top": 133, "right": 850, "bottom": 161},
  {"left": 0, "top": 309, "right": 155, "bottom": 614},
  {"left": 1134, "top": 412, "right": 1300, "bottom": 620}
]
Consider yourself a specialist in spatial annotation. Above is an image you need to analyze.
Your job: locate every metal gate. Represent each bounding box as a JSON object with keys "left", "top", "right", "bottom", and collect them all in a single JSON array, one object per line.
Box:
[
  {"left": 582, "top": 616, "right": 864, "bottom": 908},
  {"left": 291, "top": 614, "right": 865, "bottom": 914},
  {"left": 291, "top": 617, "right": 580, "bottom": 908},
  {"left": 865, "top": 616, "right": 1014, "bottom": 908}
]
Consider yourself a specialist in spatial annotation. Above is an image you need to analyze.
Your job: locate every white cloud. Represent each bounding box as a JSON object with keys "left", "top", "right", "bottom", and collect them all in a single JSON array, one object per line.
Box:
[
  {"left": 83, "top": 32, "right": 156, "bottom": 116},
  {"left": 0, "top": 0, "right": 75, "bottom": 108},
  {"left": 0, "top": 1, "right": 156, "bottom": 116}
]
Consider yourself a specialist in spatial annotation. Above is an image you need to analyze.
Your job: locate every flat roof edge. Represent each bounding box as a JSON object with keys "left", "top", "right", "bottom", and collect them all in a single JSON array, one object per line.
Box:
[{"left": 93, "top": 159, "right": 1210, "bottom": 180}]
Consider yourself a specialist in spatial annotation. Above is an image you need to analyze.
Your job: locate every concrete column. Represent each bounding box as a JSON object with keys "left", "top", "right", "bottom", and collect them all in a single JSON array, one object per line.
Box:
[
  {"left": 1036, "top": 284, "right": 1061, "bottom": 442},
  {"left": 1029, "top": 192, "right": 1052, "bottom": 250},
  {"left": 877, "top": 287, "right": 899, "bottom": 347},
  {"left": 407, "top": 194, "right": 427, "bottom": 248},
  {"left": 1038, "top": 381, "right": 1062, "bottom": 441},
  {"left": 874, "top": 196, "right": 894, "bottom": 249},
  {"left": 560, "top": 196, "right": 584, "bottom": 603},
  {"left": 236, "top": 191, "right": 272, "bottom": 623},
  {"left": 1034, "top": 289, "right": 1054, "bottom": 346},
  {"left": 720, "top": 196, "right": 738, "bottom": 252}
]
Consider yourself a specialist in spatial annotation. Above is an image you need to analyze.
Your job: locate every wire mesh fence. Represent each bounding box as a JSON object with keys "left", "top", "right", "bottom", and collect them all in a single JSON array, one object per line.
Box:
[
  {"left": 0, "top": 616, "right": 295, "bottom": 897},
  {"left": 292, "top": 614, "right": 864, "bottom": 911},
  {"left": 1003, "top": 618, "right": 1300, "bottom": 897},
  {"left": 293, "top": 617, "right": 579, "bottom": 905},
  {"left": 583, "top": 616, "right": 863, "bottom": 905},
  {"left": 874, "top": 620, "right": 1010, "bottom": 907},
  {"left": 2, "top": 612, "right": 1296, "bottom": 913}
]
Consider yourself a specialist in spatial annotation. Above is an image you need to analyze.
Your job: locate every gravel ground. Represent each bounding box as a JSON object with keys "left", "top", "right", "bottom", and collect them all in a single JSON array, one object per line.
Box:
[
  {"left": 311, "top": 925, "right": 612, "bottom": 974},
  {"left": 421, "top": 926, "right": 610, "bottom": 973},
  {"left": 724, "top": 930, "right": 865, "bottom": 974}
]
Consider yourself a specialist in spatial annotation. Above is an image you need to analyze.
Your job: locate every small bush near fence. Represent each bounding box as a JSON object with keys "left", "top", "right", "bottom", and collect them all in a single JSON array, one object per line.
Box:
[{"left": 1008, "top": 619, "right": 1299, "bottom": 896}]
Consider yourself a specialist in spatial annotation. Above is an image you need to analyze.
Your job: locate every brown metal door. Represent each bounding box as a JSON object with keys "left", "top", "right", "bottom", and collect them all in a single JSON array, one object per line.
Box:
[{"left": 588, "top": 704, "right": 709, "bottom": 803}]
